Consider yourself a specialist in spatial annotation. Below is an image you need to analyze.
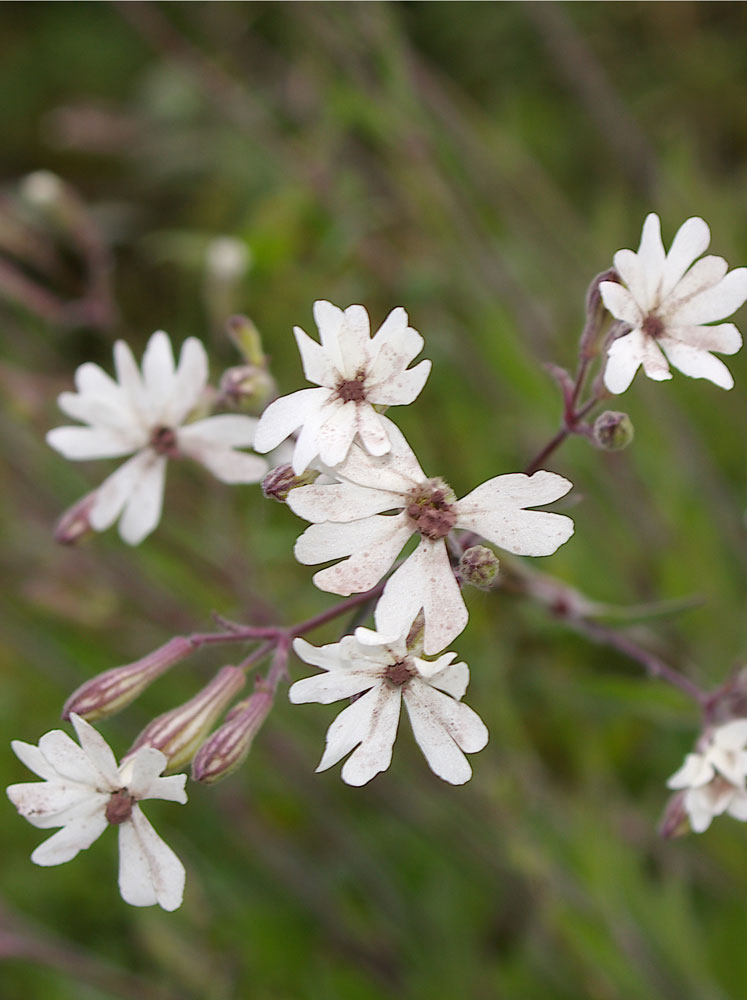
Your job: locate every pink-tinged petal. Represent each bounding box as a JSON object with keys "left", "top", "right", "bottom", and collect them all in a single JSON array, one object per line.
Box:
[
  {"left": 639, "top": 336, "right": 672, "bottom": 382},
  {"left": 46, "top": 426, "right": 137, "bottom": 461},
  {"left": 122, "top": 748, "right": 187, "bottom": 804},
  {"left": 165, "top": 337, "right": 209, "bottom": 426},
  {"left": 301, "top": 516, "right": 414, "bottom": 596},
  {"left": 117, "top": 454, "right": 168, "bottom": 545},
  {"left": 671, "top": 267, "right": 747, "bottom": 325},
  {"left": 335, "top": 418, "right": 425, "bottom": 492},
  {"left": 667, "top": 753, "right": 714, "bottom": 790},
  {"left": 74, "top": 361, "right": 119, "bottom": 398},
  {"left": 658, "top": 339, "right": 734, "bottom": 390},
  {"left": 637, "top": 213, "right": 666, "bottom": 304},
  {"left": 660, "top": 217, "right": 710, "bottom": 298},
  {"left": 612, "top": 249, "right": 644, "bottom": 301},
  {"left": 11, "top": 740, "right": 63, "bottom": 781},
  {"left": 30, "top": 811, "right": 109, "bottom": 866},
  {"left": 404, "top": 682, "right": 488, "bottom": 784},
  {"left": 118, "top": 807, "right": 185, "bottom": 910},
  {"left": 254, "top": 387, "right": 328, "bottom": 455},
  {"left": 89, "top": 450, "right": 154, "bottom": 532},
  {"left": 603, "top": 329, "right": 644, "bottom": 394},
  {"left": 289, "top": 670, "right": 378, "bottom": 705},
  {"left": 316, "top": 400, "right": 358, "bottom": 467},
  {"left": 316, "top": 684, "right": 401, "bottom": 786},
  {"left": 374, "top": 540, "right": 468, "bottom": 655},
  {"left": 38, "top": 729, "right": 107, "bottom": 787},
  {"left": 662, "top": 255, "right": 728, "bottom": 314},
  {"left": 355, "top": 405, "right": 391, "bottom": 456},
  {"left": 416, "top": 655, "right": 469, "bottom": 700},
  {"left": 664, "top": 322, "right": 742, "bottom": 355},
  {"left": 70, "top": 714, "right": 120, "bottom": 786},
  {"left": 141, "top": 331, "right": 176, "bottom": 402},
  {"left": 599, "top": 281, "right": 643, "bottom": 326},
  {"left": 293, "top": 325, "right": 337, "bottom": 386},
  {"left": 455, "top": 473, "right": 574, "bottom": 557},
  {"left": 191, "top": 448, "right": 267, "bottom": 484},
  {"left": 57, "top": 392, "right": 137, "bottom": 438},
  {"left": 337, "top": 305, "right": 372, "bottom": 378},
  {"left": 368, "top": 359, "right": 432, "bottom": 406},
  {"left": 288, "top": 481, "right": 403, "bottom": 523},
  {"left": 7, "top": 781, "right": 105, "bottom": 829},
  {"left": 179, "top": 414, "right": 258, "bottom": 449},
  {"left": 714, "top": 719, "right": 747, "bottom": 751},
  {"left": 312, "top": 300, "right": 346, "bottom": 373}
]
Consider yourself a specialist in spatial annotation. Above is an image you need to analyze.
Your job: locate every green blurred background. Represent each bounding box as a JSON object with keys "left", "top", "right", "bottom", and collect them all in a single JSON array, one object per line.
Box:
[{"left": 1, "top": 2, "right": 746, "bottom": 998}]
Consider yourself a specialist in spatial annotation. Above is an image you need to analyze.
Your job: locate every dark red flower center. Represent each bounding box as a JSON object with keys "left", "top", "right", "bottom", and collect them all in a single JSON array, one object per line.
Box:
[
  {"left": 384, "top": 660, "right": 414, "bottom": 688},
  {"left": 406, "top": 481, "right": 457, "bottom": 541},
  {"left": 105, "top": 789, "right": 135, "bottom": 825},
  {"left": 150, "top": 425, "right": 180, "bottom": 457},
  {"left": 642, "top": 313, "right": 665, "bottom": 339}
]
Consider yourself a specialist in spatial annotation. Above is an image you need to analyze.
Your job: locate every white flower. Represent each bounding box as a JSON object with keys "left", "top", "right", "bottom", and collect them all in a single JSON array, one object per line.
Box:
[
  {"left": 7, "top": 713, "right": 188, "bottom": 910},
  {"left": 667, "top": 718, "right": 747, "bottom": 833},
  {"left": 47, "top": 331, "right": 268, "bottom": 544},
  {"left": 600, "top": 214, "right": 747, "bottom": 393},
  {"left": 253, "top": 300, "right": 431, "bottom": 474},
  {"left": 289, "top": 628, "right": 488, "bottom": 786},
  {"left": 287, "top": 420, "right": 574, "bottom": 655}
]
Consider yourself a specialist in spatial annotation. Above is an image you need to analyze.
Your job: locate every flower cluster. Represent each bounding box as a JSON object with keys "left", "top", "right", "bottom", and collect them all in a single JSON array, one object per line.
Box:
[{"left": 667, "top": 719, "right": 747, "bottom": 833}]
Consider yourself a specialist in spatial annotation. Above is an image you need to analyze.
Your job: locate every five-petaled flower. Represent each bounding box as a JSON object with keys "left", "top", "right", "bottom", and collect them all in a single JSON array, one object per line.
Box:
[
  {"left": 601, "top": 214, "right": 747, "bottom": 393},
  {"left": 288, "top": 420, "right": 574, "bottom": 654},
  {"left": 7, "top": 713, "right": 188, "bottom": 910},
  {"left": 47, "top": 331, "right": 268, "bottom": 544},
  {"left": 666, "top": 719, "right": 747, "bottom": 833},
  {"left": 253, "top": 300, "right": 431, "bottom": 474},
  {"left": 289, "top": 627, "right": 488, "bottom": 786}
]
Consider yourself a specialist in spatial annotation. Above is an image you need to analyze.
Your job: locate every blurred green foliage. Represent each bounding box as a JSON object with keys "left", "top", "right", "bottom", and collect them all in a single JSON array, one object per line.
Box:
[{"left": 1, "top": 3, "right": 745, "bottom": 998}]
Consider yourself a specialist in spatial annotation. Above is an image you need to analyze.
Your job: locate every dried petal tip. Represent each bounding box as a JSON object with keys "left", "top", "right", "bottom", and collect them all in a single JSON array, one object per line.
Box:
[
  {"left": 63, "top": 637, "right": 194, "bottom": 722},
  {"left": 192, "top": 686, "right": 273, "bottom": 783},
  {"left": 262, "top": 463, "right": 319, "bottom": 503},
  {"left": 458, "top": 546, "right": 500, "bottom": 590},
  {"left": 54, "top": 490, "right": 99, "bottom": 545},
  {"left": 592, "top": 411, "right": 634, "bottom": 451},
  {"left": 126, "top": 665, "right": 246, "bottom": 772}
]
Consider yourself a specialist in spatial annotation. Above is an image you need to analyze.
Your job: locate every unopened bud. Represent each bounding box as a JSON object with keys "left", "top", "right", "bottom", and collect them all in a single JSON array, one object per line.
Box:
[
  {"left": 21, "top": 170, "right": 64, "bottom": 208},
  {"left": 580, "top": 268, "right": 619, "bottom": 359},
  {"left": 219, "top": 364, "right": 275, "bottom": 413},
  {"left": 226, "top": 314, "right": 265, "bottom": 367},
  {"left": 592, "top": 410, "right": 634, "bottom": 451},
  {"left": 658, "top": 790, "right": 690, "bottom": 839},
  {"left": 261, "top": 463, "right": 319, "bottom": 502},
  {"left": 63, "top": 637, "right": 193, "bottom": 722},
  {"left": 458, "top": 545, "right": 500, "bottom": 590},
  {"left": 191, "top": 685, "right": 273, "bottom": 783},
  {"left": 126, "top": 665, "right": 246, "bottom": 772},
  {"left": 54, "top": 490, "right": 98, "bottom": 545}
]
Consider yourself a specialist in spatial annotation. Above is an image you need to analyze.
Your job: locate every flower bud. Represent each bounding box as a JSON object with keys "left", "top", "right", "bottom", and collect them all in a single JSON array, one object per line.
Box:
[
  {"left": 126, "top": 665, "right": 246, "bottom": 772},
  {"left": 592, "top": 410, "right": 634, "bottom": 451},
  {"left": 54, "top": 490, "right": 98, "bottom": 546},
  {"left": 261, "top": 463, "right": 319, "bottom": 502},
  {"left": 226, "top": 314, "right": 265, "bottom": 367},
  {"left": 658, "top": 790, "right": 690, "bottom": 839},
  {"left": 219, "top": 364, "right": 275, "bottom": 413},
  {"left": 579, "top": 268, "right": 619, "bottom": 358},
  {"left": 62, "top": 637, "right": 193, "bottom": 722},
  {"left": 191, "top": 685, "right": 273, "bottom": 784},
  {"left": 458, "top": 545, "right": 500, "bottom": 590}
]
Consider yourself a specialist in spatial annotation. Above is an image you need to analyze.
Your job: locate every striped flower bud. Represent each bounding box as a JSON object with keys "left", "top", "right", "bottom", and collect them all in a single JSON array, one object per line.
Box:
[
  {"left": 191, "top": 685, "right": 273, "bottom": 784},
  {"left": 127, "top": 666, "right": 246, "bottom": 773},
  {"left": 54, "top": 490, "right": 98, "bottom": 546},
  {"left": 62, "top": 637, "right": 193, "bottom": 722}
]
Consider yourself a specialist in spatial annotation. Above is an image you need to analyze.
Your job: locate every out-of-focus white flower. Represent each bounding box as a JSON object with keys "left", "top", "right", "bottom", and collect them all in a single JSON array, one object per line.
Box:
[
  {"left": 47, "top": 331, "right": 267, "bottom": 544},
  {"left": 289, "top": 628, "right": 488, "bottom": 786},
  {"left": 667, "top": 718, "right": 747, "bottom": 833},
  {"left": 253, "top": 300, "right": 431, "bottom": 474},
  {"left": 288, "top": 421, "right": 573, "bottom": 655},
  {"left": 7, "top": 714, "right": 188, "bottom": 910},
  {"left": 601, "top": 214, "right": 747, "bottom": 393}
]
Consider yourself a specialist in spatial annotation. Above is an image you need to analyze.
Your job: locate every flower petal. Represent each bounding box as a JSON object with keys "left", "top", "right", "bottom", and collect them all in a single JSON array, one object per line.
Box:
[
  {"left": 141, "top": 331, "right": 176, "bottom": 403},
  {"left": 316, "top": 400, "right": 358, "bottom": 468},
  {"left": 46, "top": 426, "right": 137, "bottom": 461},
  {"left": 30, "top": 810, "right": 108, "bottom": 866},
  {"left": 368, "top": 360, "right": 432, "bottom": 407},
  {"left": 416, "top": 655, "right": 469, "bottom": 700},
  {"left": 316, "top": 684, "right": 401, "bottom": 786},
  {"left": 660, "top": 217, "right": 710, "bottom": 299},
  {"left": 355, "top": 405, "right": 392, "bottom": 456},
  {"left": 289, "top": 670, "right": 378, "bottom": 705},
  {"left": 337, "top": 304, "right": 372, "bottom": 378},
  {"left": 165, "top": 337, "right": 209, "bottom": 426},
  {"left": 70, "top": 714, "right": 120, "bottom": 787},
  {"left": 673, "top": 267, "right": 747, "bottom": 325},
  {"left": 89, "top": 450, "right": 156, "bottom": 533},
  {"left": 312, "top": 300, "right": 346, "bottom": 374},
  {"left": 603, "top": 329, "right": 645, "bottom": 394},
  {"left": 117, "top": 453, "right": 168, "bottom": 545},
  {"left": 293, "top": 325, "right": 337, "bottom": 386},
  {"left": 600, "top": 281, "right": 643, "bottom": 327},
  {"left": 253, "top": 387, "right": 328, "bottom": 456},
  {"left": 663, "top": 322, "right": 742, "bottom": 355},
  {"left": 637, "top": 213, "right": 666, "bottom": 305},
  {"left": 404, "top": 681, "right": 488, "bottom": 784},
  {"left": 288, "top": 481, "right": 404, "bottom": 523},
  {"left": 117, "top": 807, "right": 185, "bottom": 910},
  {"left": 658, "top": 338, "right": 734, "bottom": 390}
]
